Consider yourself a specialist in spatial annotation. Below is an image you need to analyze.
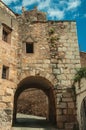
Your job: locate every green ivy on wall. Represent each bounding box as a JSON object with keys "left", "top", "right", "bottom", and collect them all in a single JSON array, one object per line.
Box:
[{"left": 74, "top": 67, "right": 86, "bottom": 82}]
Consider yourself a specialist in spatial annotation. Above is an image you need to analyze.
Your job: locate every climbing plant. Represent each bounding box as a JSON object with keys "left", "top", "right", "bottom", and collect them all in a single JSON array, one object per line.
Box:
[
  {"left": 48, "top": 27, "right": 55, "bottom": 35},
  {"left": 74, "top": 67, "right": 86, "bottom": 82}
]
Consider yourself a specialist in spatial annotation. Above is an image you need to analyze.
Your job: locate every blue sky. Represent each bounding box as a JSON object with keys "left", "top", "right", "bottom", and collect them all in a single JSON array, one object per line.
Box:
[{"left": 2, "top": 0, "right": 86, "bottom": 52}]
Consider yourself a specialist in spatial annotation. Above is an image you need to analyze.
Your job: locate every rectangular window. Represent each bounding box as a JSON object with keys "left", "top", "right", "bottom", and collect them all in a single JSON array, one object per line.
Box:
[
  {"left": 3, "top": 29, "right": 8, "bottom": 42},
  {"left": 2, "top": 23, "right": 12, "bottom": 43},
  {"left": 2, "top": 65, "right": 9, "bottom": 79},
  {"left": 26, "top": 42, "right": 34, "bottom": 53}
]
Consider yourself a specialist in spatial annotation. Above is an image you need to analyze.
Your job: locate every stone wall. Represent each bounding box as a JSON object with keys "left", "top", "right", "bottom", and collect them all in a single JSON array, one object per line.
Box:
[
  {"left": 16, "top": 10, "right": 81, "bottom": 130},
  {"left": 56, "top": 87, "right": 78, "bottom": 130},
  {"left": 47, "top": 21, "right": 81, "bottom": 88},
  {"left": 0, "top": 2, "right": 18, "bottom": 130},
  {"left": 17, "top": 11, "right": 81, "bottom": 88}
]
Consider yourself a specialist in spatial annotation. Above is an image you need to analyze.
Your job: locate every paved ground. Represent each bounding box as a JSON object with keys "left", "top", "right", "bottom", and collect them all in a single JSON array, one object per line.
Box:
[{"left": 12, "top": 113, "right": 57, "bottom": 130}]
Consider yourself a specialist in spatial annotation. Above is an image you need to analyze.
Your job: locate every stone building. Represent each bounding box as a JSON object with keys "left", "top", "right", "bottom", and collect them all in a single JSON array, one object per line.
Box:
[
  {"left": 80, "top": 52, "right": 86, "bottom": 67},
  {"left": 0, "top": 0, "right": 86, "bottom": 130},
  {"left": 75, "top": 52, "right": 86, "bottom": 130}
]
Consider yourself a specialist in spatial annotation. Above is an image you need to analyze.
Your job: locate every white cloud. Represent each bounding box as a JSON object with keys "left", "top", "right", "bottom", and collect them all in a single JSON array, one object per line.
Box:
[
  {"left": 37, "top": 0, "right": 50, "bottom": 10},
  {"left": 73, "top": 13, "right": 80, "bottom": 18},
  {"left": 22, "top": 0, "right": 50, "bottom": 9},
  {"left": 48, "top": 8, "right": 65, "bottom": 20},
  {"left": 67, "top": 0, "right": 81, "bottom": 10},
  {"left": 59, "top": 1, "right": 67, "bottom": 6},
  {"left": 14, "top": 5, "right": 22, "bottom": 12},
  {"left": 2, "top": 0, "right": 18, "bottom": 5},
  {"left": 84, "top": 14, "right": 86, "bottom": 18},
  {"left": 22, "top": 0, "right": 40, "bottom": 6},
  {"left": 2, "top": 0, "right": 82, "bottom": 20}
]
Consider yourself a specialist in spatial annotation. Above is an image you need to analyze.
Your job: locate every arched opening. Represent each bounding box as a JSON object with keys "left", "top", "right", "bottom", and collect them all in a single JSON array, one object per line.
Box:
[
  {"left": 81, "top": 96, "right": 86, "bottom": 130},
  {"left": 12, "top": 76, "right": 56, "bottom": 128}
]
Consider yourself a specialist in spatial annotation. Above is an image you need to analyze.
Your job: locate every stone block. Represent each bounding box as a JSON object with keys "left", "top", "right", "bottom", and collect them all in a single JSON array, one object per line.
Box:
[
  {"left": 63, "top": 109, "right": 67, "bottom": 114},
  {"left": 67, "top": 109, "right": 73, "bottom": 115},
  {"left": 57, "top": 109, "right": 63, "bottom": 115},
  {"left": 57, "top": 103, "right": 67, "bottom": 108},
  {"left": 2, "top": 96, "right": 13, "bottom": 103},
  {"left": 0, "top": 90, "right": 4, "bottom": 96},
  {"left": 62, "top": 98, "right": 73, "bottom": 102},
  {"left": 6, "top": 88, "right": 14, "bottom": 95},
  {"left": 57, "top": 115, "right": 68, "bottom": 122},
  {"left": 57, "top": 122, "right": 64, "bottom": 129},
  {"left": 63, "top": 93, "right": 71, "bottom": 98},
  {"left": 68, "top": 103, "right": 75, "bottom": 108},
  {"left": 43, "top": 59, "right": 50, "bottom": 64},
  {"left": 0, "top": 103, "right": 6, "bottom": 108},
  {"left": 53, "top": 69, "right": 61, "bottom": 74},
  {"left": 65, "top": 123, "right": 74, "bottom": 129}
]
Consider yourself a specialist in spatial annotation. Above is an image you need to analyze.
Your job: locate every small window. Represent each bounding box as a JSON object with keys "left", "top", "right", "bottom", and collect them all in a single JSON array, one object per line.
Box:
[
  {"left": 26, "top": 42, "right": 34, "bottom": 53},
  {"left": 2, "top": 65, "right": 9, "bottom": 79},
  {"left": 2, "top": 24, "right": 12, "bottom": 43},
  {"left": 3, "top": 29, "right": 8, "bottom": 42}
]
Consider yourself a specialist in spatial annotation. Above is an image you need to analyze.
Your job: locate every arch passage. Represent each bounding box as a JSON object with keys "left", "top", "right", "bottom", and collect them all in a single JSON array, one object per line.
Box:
[{"left": 12, "top": 76, "right": 56, "bottom": 126}]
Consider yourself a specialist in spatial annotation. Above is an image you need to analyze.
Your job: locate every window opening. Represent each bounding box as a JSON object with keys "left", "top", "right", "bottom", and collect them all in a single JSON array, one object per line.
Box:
[
  {"left": 26, "top": 42, "right": 34, "bottom": 53},
  {"left": 2, "top": 65, "right": 9, "bottom": 79},
  {"left": 3, "top": 29, "right": 8, "bottom": 42},
  {"left": 2, "top": 23, "right": 12, "bottom": 43}
]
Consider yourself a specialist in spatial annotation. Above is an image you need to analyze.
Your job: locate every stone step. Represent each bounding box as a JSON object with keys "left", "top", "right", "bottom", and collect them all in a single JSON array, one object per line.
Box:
[{"left": 12, "top": 127, "right": 57, "bottom": 130}]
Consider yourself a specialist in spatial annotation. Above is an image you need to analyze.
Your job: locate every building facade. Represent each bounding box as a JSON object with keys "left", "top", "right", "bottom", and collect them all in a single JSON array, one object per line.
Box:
[{"left": 0, "top": 1, "right": 86, "bottom": 130}]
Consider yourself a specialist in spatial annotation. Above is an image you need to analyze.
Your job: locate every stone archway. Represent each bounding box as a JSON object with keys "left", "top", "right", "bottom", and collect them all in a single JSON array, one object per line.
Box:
[
  {"left": 12, "top": 76, "right": 56, "bottom": 126},
  {"left": 81, "top": 96, "right": 86, "bottom": 130}
]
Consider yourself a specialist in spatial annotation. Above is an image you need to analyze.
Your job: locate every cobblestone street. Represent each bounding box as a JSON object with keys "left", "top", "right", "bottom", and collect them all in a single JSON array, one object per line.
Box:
[{"left": 12, "top": 114, "right": 57, "bottom": 130}]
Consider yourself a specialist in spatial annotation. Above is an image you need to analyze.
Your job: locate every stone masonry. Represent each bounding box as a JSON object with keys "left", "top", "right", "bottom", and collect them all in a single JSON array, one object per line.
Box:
[{"left": 0, "top": 1, "right": 82, "bottom": 130}]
